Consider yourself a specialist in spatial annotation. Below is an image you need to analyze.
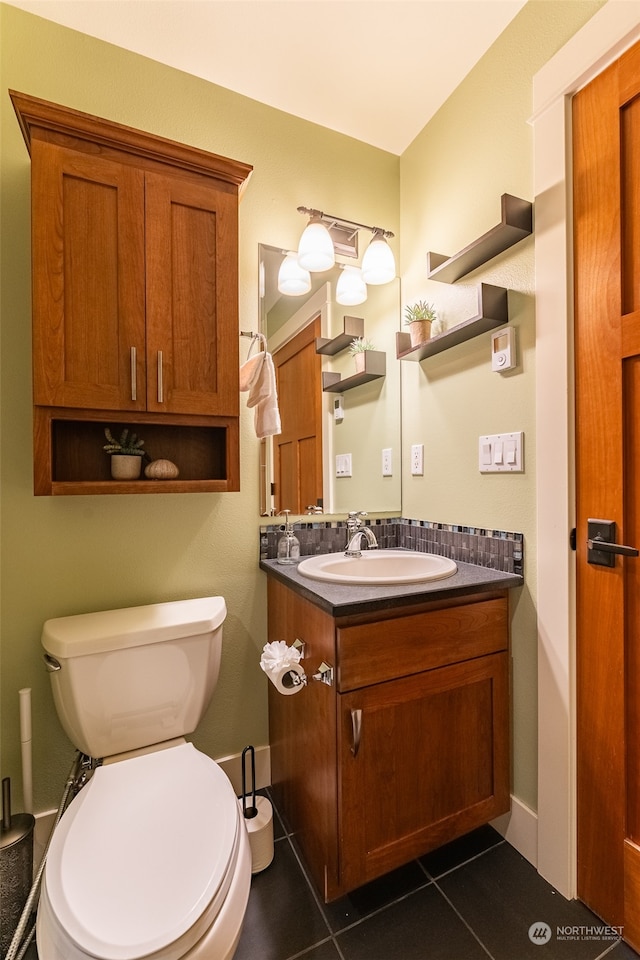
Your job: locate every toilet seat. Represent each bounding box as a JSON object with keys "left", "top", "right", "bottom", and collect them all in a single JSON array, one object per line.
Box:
[{"left": 40, "top": 742, "right": 242, "bottom": 960}]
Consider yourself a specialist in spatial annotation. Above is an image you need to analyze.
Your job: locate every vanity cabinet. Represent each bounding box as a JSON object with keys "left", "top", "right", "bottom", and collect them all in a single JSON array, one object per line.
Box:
[
  {"left": 11, "top": 90, "right": 252, "bottom": 494},
  {"left": 267, "top": 578, "right": 510, "bottom": 901}
]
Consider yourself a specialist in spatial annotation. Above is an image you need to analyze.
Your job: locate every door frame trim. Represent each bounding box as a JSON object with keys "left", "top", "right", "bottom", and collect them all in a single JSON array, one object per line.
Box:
[{"left": 533, "top": 0, "right": 640, "bottom": 899}]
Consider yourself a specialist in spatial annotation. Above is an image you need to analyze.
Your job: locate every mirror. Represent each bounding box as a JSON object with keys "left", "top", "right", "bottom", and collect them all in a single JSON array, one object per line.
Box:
[{"left": 257, "top": 244, "right": 402, "bottom": 517}]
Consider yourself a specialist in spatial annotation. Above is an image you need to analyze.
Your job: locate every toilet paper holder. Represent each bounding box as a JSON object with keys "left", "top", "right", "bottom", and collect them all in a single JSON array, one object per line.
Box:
[
  {"left": 292, "top": 639, "right": 333, "bottom": 685},
  {"left": 260, "top": 639, "right": 334, "bottom": 693},
  {"left": 283, "top": 658, "right": 334, "bottom": 688}
]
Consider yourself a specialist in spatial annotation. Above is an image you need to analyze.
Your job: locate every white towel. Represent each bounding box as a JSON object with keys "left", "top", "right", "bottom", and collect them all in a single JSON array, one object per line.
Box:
[
  {"left": 241, "top": 351, "right": 281, "bottom": 439},
  {"left": 239, "top": 353, "right": 264, "bottom": 392}
]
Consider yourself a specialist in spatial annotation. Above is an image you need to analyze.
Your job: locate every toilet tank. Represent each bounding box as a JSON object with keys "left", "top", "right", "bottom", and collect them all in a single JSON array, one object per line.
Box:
[{"left": 42, "top": 597, "right": 226, "bottom": 759}]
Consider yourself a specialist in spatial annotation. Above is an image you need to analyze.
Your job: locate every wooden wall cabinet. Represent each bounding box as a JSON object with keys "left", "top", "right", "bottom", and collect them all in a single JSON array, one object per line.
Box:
[
  {"left": 267, "top": 579, "right": 511, "bottom": 901},
  {"left": 11, "top": 90, "right": 252, "bottom": 495}
]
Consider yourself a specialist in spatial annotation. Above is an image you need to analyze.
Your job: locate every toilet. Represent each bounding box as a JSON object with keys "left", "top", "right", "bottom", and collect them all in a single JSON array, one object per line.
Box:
[{"left": 36, "top": 596, "right": 251, "bottom": 960}]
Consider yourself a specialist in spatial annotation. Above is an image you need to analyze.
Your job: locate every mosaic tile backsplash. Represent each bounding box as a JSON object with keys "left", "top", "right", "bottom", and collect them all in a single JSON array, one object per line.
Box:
[{"left": 260, "top": 517, "right": 523, "bottom": 576}]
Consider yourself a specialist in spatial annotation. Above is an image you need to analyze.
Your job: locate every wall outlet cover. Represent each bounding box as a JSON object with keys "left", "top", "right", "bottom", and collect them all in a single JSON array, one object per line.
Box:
[{"left": 411, "top": 443, "right": 424, "bottom": 476}]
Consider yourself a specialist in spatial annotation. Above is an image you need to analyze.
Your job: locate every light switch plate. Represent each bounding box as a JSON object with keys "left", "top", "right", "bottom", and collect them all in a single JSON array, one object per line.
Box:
[
  {"left": 478, "top": 432, "right": 523, "bottom": 473},
  {"left": 335, "top": 453, "right": 352, "bottom": 477}
]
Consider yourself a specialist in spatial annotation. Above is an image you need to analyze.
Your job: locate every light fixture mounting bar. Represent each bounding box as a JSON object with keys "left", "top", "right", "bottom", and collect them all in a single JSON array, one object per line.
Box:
[{"left": 297, "top": 206, "right": 394, "bottom": 240}]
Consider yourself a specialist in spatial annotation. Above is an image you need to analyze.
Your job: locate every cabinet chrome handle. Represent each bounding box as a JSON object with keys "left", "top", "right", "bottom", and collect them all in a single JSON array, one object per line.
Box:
[
  {"left": 350, "top": 708, "right": 362, "bottom": 757},
  {"left": 157, "top": 350, "right": 164, "bottom": 403},
  {"left": 130, "top": 347, "right": 137, "bottom": 401}
]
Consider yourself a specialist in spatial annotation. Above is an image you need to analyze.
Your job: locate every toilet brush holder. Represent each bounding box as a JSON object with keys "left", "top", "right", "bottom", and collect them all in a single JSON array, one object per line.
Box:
[
  {"left": 239, "top": 746, "right": 274, "bottom": 874},
  {"left": 0, "top": 778, "right": 35, "bottom": 958}
]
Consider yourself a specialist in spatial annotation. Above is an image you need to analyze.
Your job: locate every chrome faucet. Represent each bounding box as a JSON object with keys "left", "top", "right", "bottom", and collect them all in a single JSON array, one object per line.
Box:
[{"left": 344, "top": 511, "right": 378, "bottom": 557}]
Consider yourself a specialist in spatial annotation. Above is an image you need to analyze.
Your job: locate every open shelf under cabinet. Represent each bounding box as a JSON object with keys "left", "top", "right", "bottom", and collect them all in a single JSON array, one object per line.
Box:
[{"left": 34, "top": 408, "right": 239, "bottom": 495}]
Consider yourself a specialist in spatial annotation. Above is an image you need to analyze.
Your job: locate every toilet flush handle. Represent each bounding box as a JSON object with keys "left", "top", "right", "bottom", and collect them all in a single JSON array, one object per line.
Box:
[{"left": 43, "top": 653, "right": 61, "bottom": 673}]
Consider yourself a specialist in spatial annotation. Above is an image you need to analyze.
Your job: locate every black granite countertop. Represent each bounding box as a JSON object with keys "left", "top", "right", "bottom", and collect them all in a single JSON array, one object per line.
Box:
[{"left": 259, "top": 551, "right": 523, "bottom": 618}]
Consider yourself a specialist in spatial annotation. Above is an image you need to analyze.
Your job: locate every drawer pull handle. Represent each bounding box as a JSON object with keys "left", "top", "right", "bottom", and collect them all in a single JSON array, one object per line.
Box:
[{"left": 350, "top": 708, "right": 362, "bottom": 757}]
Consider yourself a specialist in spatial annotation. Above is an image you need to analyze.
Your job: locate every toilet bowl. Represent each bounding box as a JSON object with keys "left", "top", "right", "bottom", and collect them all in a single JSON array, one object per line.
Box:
[{"left": 36, "top": 597, "right": 252, "bottom": 960}]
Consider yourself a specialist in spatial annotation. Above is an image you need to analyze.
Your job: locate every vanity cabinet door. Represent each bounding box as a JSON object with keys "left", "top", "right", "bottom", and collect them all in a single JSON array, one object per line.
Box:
[
  {"left": 31, "top": 140, "right": 146, "bottom": 411},
  {"left": 337, "top": 652, "right": 510, "bottom": 892}
]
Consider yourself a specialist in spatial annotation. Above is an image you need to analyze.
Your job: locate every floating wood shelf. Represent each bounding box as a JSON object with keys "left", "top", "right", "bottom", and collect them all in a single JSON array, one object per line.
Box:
[
  {"left": 316, "top": 316, "right": 364, "bottom": 356},
  {"left": 427, "top": 194, "right": 532, "bottom": 284},
  {"left": 396, "top": 284, "right": 508, "bottom": 361},
  {"left": 322, "top": 350, "right": 386, "bottom": 392}
]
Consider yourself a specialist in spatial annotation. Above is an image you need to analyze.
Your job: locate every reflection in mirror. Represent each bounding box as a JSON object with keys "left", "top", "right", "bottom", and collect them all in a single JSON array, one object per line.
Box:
[{"left": 257, "top": 244, "right": 401, "bottom": 517}]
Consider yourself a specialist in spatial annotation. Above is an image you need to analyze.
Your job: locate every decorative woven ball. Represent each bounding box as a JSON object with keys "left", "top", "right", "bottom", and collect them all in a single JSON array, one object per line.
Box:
[{"left": 144, "top": 459, "right": 179, "bottom": 480}]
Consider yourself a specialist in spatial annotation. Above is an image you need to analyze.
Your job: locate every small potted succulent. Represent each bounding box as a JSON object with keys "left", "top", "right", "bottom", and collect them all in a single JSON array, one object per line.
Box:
[
  {"left": 404, "top": 300, "right": 438, "bottom": 347},
  {"left": 348, "top": 337, "right": 377, "bottom": 374},
  {"left": 103, "top": 427, "right": 146, "bottom": 480}
]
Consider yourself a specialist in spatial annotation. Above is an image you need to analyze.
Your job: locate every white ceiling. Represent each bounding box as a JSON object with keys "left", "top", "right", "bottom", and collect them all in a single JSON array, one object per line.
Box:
[{"left": 5, "top": 0, "right": 527, "bottom": 154}]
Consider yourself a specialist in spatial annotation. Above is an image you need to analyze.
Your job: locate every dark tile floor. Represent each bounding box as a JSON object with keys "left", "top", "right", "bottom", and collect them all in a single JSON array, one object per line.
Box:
[
  {"left": 235, "top": 790, "right": 640, "bottom": 960},
  {"left": 18, "top": 790, "right": 640, "bottom": 960}
]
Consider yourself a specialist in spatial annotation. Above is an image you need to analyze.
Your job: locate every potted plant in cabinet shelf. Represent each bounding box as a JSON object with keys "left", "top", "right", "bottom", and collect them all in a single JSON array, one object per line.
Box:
[
  {"left": 348, "top": 337, "right": 377, "bottom": 374},
  {"left": 103, "top": 427, "right": 146, "bottom": 480},
  {"left": 404, "top": 300, "right": 438, "bottom": 347}
]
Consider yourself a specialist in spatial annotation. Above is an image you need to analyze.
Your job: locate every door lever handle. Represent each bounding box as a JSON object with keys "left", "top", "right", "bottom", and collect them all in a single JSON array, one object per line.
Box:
[
  {"left": 587, "top": 519, "right": 639, "bottom": 566},
  {"left": 587, "top": 539, "right": 639, "bottom": 558}
]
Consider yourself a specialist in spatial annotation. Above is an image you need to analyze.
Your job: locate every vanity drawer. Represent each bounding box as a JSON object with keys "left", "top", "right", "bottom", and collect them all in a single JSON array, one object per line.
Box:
[{"left": 336, "top": 596, "right": 508, "bottom": 691}]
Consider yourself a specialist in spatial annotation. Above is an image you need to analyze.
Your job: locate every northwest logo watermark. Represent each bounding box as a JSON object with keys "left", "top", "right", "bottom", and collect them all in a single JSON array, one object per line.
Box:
[
  {"left": 528, "top": 923, "right": 552, "bottom": 944},
  {"left": 528, "top": 922, "right": 623, "bottom": 945}
]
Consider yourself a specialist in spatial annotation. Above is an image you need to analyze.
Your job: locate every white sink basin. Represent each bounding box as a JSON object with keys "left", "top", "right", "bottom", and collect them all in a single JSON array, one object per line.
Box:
[{"left": 297, "top": 550, "right": 457, "bottom": 585}]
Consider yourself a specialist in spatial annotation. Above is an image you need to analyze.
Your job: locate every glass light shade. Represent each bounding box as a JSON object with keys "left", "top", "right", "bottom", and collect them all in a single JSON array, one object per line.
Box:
[
  {"left": 336, "top": 266, "right": 367, "bottom": 306},
  {"left": 361, "top": 234, "right": 396, "bottom": 285},
  {"left": 297, "top": 217, "right": 335, "bottom": 271},
  {"left": 277, "top": 253, "right": 311, "bottom": 295}
]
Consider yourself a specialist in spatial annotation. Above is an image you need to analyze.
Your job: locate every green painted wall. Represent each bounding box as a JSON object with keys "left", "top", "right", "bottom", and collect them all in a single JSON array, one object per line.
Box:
[
  {"left": 0, "top": 0, "right": 604, "bottom": 823},
  {"left": 399, "top": 0, "right": 604, "bottom": 808},
  {"left": 0, "top": 2, "right": 398, "bottom": 810}
]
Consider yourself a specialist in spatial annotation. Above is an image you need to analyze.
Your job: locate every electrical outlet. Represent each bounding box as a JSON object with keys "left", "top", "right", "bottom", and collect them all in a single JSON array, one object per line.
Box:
[
  {"left": 411, "top": 443, "right": 424, "bottom": 476},
  {"left": 382, "top": 448, "right": 392, "bottom": 476}
]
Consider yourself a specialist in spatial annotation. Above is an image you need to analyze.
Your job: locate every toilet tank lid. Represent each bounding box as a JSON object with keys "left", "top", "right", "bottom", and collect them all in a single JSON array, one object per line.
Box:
[{"left": 42, "top": 596, "right": 227, "bottom": 658}]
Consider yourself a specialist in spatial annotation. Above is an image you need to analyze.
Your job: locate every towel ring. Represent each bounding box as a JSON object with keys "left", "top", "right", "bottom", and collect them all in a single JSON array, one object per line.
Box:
[{"left": 241, "top": 330, "right": 267, "bottom": 359}]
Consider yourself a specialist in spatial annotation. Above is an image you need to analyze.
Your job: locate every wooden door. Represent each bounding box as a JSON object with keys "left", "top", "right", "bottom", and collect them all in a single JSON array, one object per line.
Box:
[
  {"left": 272, "top": 319, "right": 323, "bottom": 514},
  {"left": 30, "top": 140, "right": 146, "bottom": 410},
  {"left": 338, "top": 653, "right": 509, "bottom": 893},
  {"left": 145, "top": 171, "right": 239, "bottom": 416},
  {"left": 574, "top": 41, "right": 640, "bottom": 946}
]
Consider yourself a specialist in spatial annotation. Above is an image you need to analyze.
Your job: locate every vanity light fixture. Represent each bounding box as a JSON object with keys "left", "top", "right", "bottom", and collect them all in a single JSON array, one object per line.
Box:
[
  {"left": 361, "top": 229, "right": 396, "bottom": 285},
  {"left": 297, "top": 214, "right": 336, "bottom": 271},
  {"left": 296, "top": 206, "right": 395, "bottom": 283},
  {"left": 277, "top": 251, "right": 312, "bottom": 295},
  {"left": 336, "top": 265, "right": 367, "bottom": 306}
]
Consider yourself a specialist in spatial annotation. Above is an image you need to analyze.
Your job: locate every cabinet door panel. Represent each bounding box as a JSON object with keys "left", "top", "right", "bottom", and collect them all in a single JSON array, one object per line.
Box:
[
  {"left": 31, "top": 140, "right": 146, "bottom": 409},
  {"left": 338, "top": 652, "right": 509, "bottom": 891},
  {"left": 145, "top": 172, "right": 239, "bottom": 415}
]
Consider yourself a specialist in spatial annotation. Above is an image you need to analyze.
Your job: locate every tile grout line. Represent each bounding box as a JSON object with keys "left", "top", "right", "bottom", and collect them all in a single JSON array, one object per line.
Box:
[
  {"left": 420, "top": 837, "right": 507, "bottom": 884},
  {"left": 281, "top": 834, "right": 346, "bottom": 959},
  {"left": 429, "top": 877, "right": 498, "bottom": 960}
]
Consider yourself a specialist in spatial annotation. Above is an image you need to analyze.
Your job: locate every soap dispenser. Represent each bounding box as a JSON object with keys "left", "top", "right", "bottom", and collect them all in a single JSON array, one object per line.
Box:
[{"left": 277, "top": 511, "right": 300, "bottom": 565}]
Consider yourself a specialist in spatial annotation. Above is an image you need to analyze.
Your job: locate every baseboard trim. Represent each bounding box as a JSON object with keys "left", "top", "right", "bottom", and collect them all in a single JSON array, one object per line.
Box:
[{"left": 492, "top": 794, "right": 538, "bottom": 868}]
